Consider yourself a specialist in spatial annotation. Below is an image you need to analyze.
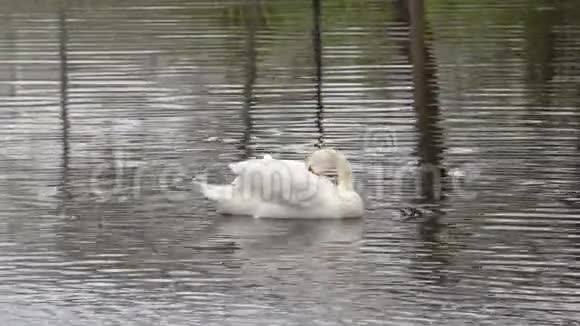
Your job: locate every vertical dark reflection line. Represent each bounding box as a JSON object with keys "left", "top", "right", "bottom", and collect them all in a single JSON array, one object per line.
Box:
[
  {"left": 408, "top": 0, "right": 445, "bottom": 245},
  {"left": 409, "top": 0, "right": 443, "bottom": 176},
  {"left": 7, "top": 15, "right": 17, "bottom": 97},
  {"left": 524, "top": 0, "right": 560, "bottom": 108},
  {"left": 395, "top": 0, "right": 449, "bottom": 272},
  {"left": 530, "top": 2, "right": 580, "bottom": 283},
  {"left": 240, "top": 0, "right": 259, "bottom": 159},
  {"left": 395, "top": 0, "right": 446, "bottom": 203},
  {"left": 59, "top": 5, "right": 71, "bottom": 212},
  {"left": 312, "top": 0, "right": 324, "bottom": 148},
  {"left": 394, "top": 0, "right": 446, "bottom": 202}
]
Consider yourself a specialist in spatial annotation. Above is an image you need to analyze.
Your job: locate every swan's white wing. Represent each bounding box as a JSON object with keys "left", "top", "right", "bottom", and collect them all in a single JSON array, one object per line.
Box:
[
  {"left": 228, "top": 154, "right": 272, "bottom": 175},
  {"left": 232, "top": 158, "right": 329, "bottom": 208}
]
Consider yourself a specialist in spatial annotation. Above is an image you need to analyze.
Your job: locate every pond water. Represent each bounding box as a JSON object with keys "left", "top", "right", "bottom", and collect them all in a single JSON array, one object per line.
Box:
[{"left": 1, "top": 0, "right": 579, "bottom": 325}]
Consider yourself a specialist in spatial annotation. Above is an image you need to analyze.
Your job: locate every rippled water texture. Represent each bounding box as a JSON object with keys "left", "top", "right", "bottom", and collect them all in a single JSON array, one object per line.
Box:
[{"left": 1, "top": 0, "right": 580, "bottom": 325}]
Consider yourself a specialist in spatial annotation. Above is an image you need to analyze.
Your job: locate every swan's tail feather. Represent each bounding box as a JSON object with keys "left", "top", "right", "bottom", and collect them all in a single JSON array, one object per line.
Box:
[
  {"left": 195, "top": 180, "right": 255, "bottom": 216},
  {"left": 194, "top": 181, "right": 232, "bottom": 201},
  {"left": 228, "top": 162, "right": 245, "bottom": 175}
]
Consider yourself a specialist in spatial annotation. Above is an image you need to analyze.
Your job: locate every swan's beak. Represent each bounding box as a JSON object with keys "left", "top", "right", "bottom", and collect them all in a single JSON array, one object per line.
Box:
[{"left": 308, "top": 166, "right": 319, "bottom": 176}]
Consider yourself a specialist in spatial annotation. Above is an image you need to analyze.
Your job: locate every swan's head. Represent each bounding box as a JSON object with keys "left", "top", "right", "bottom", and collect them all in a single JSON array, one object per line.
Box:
[{"left": 306, "top": 148, "right": 339, "bottom": 176}]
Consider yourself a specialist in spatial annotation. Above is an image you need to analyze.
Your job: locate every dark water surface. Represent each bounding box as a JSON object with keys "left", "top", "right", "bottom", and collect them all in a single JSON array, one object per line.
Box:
[{"left": 1, "top": 0, "right": 580, "bottom": 325}]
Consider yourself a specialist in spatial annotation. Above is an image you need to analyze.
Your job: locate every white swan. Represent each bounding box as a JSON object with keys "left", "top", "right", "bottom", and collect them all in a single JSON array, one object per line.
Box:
[{"left": 196, "top": 148, "right": 364, "bottom": 219}]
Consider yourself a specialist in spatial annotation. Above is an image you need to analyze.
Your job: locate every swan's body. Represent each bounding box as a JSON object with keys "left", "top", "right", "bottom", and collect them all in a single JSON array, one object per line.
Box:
[{"left": 196, "top": 149, "right": 364, "bottom": 219}]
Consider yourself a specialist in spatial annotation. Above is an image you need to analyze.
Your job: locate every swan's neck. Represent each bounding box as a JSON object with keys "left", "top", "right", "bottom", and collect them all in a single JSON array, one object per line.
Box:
[{"left": 335, "top": 152, "right": 354, "bottom": 191}]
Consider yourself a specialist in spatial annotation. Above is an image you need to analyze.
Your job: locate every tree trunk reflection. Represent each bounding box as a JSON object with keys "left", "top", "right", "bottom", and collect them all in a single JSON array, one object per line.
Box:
[
  {"left": 395, "top": 0, "right": 449, "bottom": 274},
  {"left": 240, "top": 0, "right": 260, "bottom": 159},
  {"left": 58, "top": 6, "right": 71, "bottom": 215},
  {"left": 312, "top": 0, "right": 324, "bottom": 148}
]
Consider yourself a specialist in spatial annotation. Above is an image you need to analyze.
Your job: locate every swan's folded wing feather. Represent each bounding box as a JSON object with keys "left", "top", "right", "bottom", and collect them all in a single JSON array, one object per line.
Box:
[
  {"left": 229, "top": 155, "right": 273, "bottom": 175},
  {"left": 233, "top": 159, "right": 323, "bottom": 208}
]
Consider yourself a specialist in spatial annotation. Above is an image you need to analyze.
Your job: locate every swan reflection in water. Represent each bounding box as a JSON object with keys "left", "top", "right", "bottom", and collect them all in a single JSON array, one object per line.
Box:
[
  {"left": 211, "top": 215, "right": 364, "bottom": 249},
  {"left": 208, "top": 215, "right": 365, "bottom": 295}
]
